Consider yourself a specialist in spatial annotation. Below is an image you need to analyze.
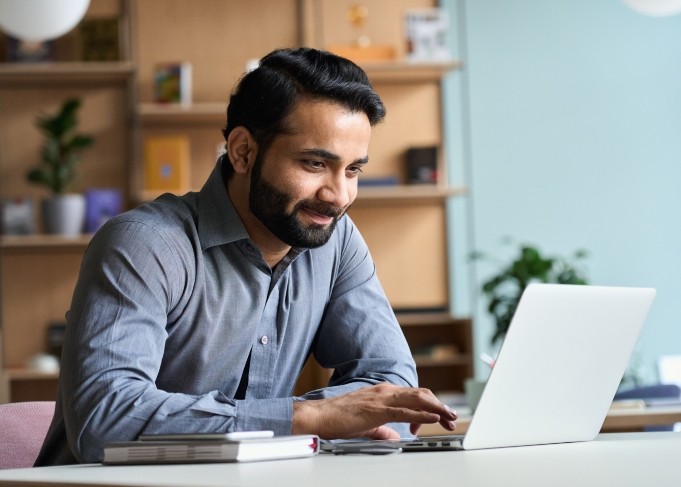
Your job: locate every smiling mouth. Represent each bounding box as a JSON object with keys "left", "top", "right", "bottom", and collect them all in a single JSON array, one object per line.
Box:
[{"left": 301, "top": 207, "right": 335, "bottom": 225}]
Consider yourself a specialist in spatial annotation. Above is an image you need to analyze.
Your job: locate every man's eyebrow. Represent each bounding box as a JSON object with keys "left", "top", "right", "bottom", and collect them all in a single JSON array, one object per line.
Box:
[{"left": 300, "top": 148, "right": 369, "bottom": 165}]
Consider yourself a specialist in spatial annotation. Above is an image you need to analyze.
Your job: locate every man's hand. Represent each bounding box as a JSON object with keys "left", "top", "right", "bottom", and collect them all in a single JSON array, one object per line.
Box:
[{"left": 292, "top": 383, "right": 457, "bottom": 440}]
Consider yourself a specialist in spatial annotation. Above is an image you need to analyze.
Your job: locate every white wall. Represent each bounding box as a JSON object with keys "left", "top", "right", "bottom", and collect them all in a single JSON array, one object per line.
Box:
[{"left": 443, "top": 0, "right": 681, "bottom": 382}]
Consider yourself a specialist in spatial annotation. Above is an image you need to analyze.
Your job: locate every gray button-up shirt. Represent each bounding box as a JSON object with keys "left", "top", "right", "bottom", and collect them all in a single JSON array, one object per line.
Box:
[{"left": 36, "top": 161, "right": 417, "bottom": 464}]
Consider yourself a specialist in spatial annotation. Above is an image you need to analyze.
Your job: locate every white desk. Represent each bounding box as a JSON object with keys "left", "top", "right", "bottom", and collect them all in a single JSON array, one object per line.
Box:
[{"left": 0, "top": 432, "right": 679, "bottom": 487}]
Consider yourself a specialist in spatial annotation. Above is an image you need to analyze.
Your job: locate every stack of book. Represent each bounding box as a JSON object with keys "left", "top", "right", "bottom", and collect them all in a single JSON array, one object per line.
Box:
[{"left": 103, "top": 432, "right": 319, "bottom": 465}]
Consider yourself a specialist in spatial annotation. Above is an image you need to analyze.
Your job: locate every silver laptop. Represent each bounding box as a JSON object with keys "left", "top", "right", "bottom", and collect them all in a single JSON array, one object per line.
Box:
[{"left": 323, "top": 283, "right": 656, "bottom": 453}]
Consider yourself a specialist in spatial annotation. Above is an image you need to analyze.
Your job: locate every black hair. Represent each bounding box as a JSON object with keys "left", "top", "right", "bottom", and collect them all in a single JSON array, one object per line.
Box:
[{"left": 221, "top": 47, "right": 385, "bottom": 178}]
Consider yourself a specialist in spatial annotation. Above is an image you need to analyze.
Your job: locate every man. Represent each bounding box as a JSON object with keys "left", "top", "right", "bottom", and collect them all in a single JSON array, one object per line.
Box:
[{"left": 36, "top": 47, "right": 457, "bottom": 465}]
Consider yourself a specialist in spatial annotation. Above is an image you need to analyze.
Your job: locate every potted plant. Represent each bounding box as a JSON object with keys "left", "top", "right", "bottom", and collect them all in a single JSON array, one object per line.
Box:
[
  {"left": 26, "top": 98, "right": 94, "bottom": 235},
  {"left": 472, "top": 240, "right": 589, "bottom": 345}
]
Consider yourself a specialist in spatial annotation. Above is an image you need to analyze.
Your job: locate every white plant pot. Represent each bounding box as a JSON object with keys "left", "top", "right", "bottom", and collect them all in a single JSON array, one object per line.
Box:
[{"left": 41, "top": 193, "right": 85, "bottom": 236}]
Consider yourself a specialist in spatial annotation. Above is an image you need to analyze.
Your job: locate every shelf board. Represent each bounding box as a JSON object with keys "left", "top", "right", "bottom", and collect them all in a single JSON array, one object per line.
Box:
[
  {"left": 354, "top": 185, "right": 467, "bottom": 206},
  {"left": 361, "top": 60, "right": 462, "bottom": 83},
  {"left": 0, "top": 61, "right": 136, "bottom": 85},
  {"left": 397, "top": 312, "right": 471, "bottom": 327},
  {"left": 137, "top": 102, "right": 226, "bottom": 124},
  {"left": 0, "top": 234, "right": 92, "bottom": 250},
  {"left": 4, "top": 368, "right": 59, "bottom": 381},
  {"left": 413, "top": 354, "right": 471, "bottom": 367}
]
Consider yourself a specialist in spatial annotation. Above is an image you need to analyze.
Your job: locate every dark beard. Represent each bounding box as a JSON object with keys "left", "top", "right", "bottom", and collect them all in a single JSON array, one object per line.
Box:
[{"left": 248, "top": 160, "right": 344, "bottom": 248}]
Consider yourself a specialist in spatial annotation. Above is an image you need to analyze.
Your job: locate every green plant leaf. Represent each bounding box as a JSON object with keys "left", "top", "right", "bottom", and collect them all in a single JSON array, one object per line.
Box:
[
  {"left": 474, "top": 241, "right": 590, "bottom": 345},
  {"left": 26, "top": 98, "right": 94, "bottom": 194},
  {"left": 68, "top": 135, "right": 94, "bottom": 149}
]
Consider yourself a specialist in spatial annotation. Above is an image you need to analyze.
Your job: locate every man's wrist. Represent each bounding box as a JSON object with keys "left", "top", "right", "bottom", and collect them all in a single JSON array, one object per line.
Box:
[{"left": 292, "top": 400, "right": 320, "bottom": 436}]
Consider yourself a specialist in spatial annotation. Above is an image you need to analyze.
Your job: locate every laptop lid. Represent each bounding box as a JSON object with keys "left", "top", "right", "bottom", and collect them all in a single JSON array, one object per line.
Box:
[{"left": 462, "top": 283, "right": 656, "bottom": 450}]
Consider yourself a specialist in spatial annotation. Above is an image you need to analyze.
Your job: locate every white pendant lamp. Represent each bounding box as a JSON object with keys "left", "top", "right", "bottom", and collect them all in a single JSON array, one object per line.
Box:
[
  {"left": 0, "top": 0, "right": 91, "bottom": 42},
  {"left": 623, "top": 0, "right": 681, "bottom": 17}
]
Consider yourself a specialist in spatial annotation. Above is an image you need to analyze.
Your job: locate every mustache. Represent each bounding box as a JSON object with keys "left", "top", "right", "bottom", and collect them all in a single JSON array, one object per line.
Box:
[{"left": 296, "top": 200, "right": 347, "bottom": 219}]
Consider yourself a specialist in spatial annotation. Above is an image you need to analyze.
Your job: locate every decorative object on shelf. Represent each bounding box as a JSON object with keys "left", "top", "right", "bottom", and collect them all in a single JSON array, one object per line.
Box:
[
  {"left": 47, "top": 322, "right": 67, "bottom": 361},
  {"left": 84, "top": 188, "right": 122, "bottom": 233},
  {"left": 40, "top": 194, "right": 86, "bottom": 235},
  {"left": 327, "top": 4, "right": 396, "bottom": 62},
  {"left": 622, "top": 0, "right": 681, "bottom": 16},
  {"left": 412, "top": 343, "right": 459, "bottom": 361},
  {"left": 143, "top": 135, "right": 190, "bottom": 193},
  {"left": 154, "top": 62, "right": 192, "bottom": 105},
  {"left": 0, "top": 0, "right": 90, "bottom": 42},
  {"left": 347, "top": 4, "right": 370, "bottom": 48},
  {"left": 0, "top": 197, "right": 35, "bottom": 235},
  {"left": 404, "top": 8, "right": 451, "bottom": 62},
  {"left": 26, "top": 353, "right": 60, "bottom": 373},
  {"left": 26, "top": 98, "right": 94, "bottom": 236},
  {"left": 4, "top": 35, "right": 54, "bottom": 62},
  {"left": 78, "top": 17, "right": 120, "bottom": 61},
  {"left": 357, "top": 176, "right": 399, "bottom": 187},
  {"left": 471, "top": 239, "right": 589, "bottom": 345},
  {"left": 406, "top": 146, "right": 438, "bottom": 184}
]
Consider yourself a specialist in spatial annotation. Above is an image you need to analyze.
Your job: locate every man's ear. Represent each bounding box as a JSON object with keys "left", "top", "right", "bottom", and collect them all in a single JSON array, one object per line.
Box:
[{"left": 226, "top": 126, "right": 257, "bottom": 175}]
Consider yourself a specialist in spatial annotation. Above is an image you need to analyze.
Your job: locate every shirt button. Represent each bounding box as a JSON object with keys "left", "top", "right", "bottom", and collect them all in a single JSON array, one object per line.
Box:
[{"left": 260, "top": 335, "right": 269, "bottom": 345}]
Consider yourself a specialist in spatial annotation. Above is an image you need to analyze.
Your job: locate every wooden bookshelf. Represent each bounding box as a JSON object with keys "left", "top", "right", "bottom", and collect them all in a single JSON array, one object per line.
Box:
[{"left": 0, "top": 0, "right": 472, "bottom": 402}]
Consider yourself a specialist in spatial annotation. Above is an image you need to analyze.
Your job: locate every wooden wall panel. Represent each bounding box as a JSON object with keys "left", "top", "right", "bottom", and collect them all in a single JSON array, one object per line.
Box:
[
  {"left": 1, "top": 248, "right": 84, "bottom": 368},
  {"left": 134, "top": 0, "right": 300, "bottom": 103},
  {"left": 348, "top": 204, "right": 448, "bottom": 309}
]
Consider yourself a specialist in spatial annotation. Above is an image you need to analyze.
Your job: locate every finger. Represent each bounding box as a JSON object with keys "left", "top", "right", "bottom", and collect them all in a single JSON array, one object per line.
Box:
[
  {"left": 387, "top": 389, "right": 457, "bottom": 421},
  {"left": 439, "top": 417, "right": 457, "bottom": 431},
  {"left": 410, "top": 423, "right": 422, "bottom": 436},
  {"left": 386, "top": 407, "right": 441, "bottom": 425}
]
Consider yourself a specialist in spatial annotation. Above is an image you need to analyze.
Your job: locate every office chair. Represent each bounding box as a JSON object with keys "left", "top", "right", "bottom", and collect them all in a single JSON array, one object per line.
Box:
[{"left": 0, "top": 401, "right": 55, "bottom": 469}]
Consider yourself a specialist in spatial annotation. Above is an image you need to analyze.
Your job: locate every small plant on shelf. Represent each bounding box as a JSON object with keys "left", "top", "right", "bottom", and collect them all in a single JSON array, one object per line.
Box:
[
  {"left": 25, "top": 98, "right": 94, "bottom": 235},
  {"left": 26, "top": 98, "right": 94, "bottom": 194},
  {"left": 472, "top": 239, "right": 589, "bottom": 345}
]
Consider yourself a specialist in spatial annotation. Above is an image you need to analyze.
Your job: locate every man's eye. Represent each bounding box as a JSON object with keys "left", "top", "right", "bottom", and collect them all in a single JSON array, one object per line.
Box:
[
  {"left": 304, "top": 160, "right": 325, "bottom": 169},
  {"left": 347, "top": 165, "right": 364, "bottom": 176}
]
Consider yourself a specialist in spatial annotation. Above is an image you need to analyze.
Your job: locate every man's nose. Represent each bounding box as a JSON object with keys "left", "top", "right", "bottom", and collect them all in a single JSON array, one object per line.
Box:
[{"left": 317, "top": 172, "right": 351, "bottom": 209}]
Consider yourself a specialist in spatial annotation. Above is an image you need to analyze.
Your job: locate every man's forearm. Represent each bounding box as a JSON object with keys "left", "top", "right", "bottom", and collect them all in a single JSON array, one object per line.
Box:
[{"left": 67, "top": 386, "right": 295, "bottom": 462}]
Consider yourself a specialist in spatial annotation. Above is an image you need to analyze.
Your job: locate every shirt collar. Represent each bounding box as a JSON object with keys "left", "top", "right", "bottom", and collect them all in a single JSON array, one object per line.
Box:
[
  {"left": 196, "top": 157, "right": 310, "bottom": 261},
  {"left": 197, "top": 159, "right": 251, "bottom": 251}
]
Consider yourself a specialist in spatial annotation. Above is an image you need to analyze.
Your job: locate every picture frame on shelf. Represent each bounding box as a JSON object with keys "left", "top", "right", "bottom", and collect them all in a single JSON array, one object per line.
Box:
[
  {"left": 406, "top": 146, "right": 438, "bottom": 184},
  {"left": 84, "top": 188, "right": 123, "bottom": 233},
  {"left": 143, "top": 135, "right": 191, "bottom": 194},
  {"left": 404, "top": 8, "right": 451, "bottom": 62},
  {"left": 78, "top": 17, "right": 121, "bottom": 61},
  {"left": 154, "top": 62, "right": 192, "bottom": 105},
  {"left": 0, "top": 197, "right": 35, "bottom": 235}
]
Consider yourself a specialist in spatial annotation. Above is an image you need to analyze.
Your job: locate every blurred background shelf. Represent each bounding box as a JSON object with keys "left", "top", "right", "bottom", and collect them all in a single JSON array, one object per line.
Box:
[
  {"left": 0, "top": 235, "right": 92, "bottom": 250},
  {"left": 0, "top": 61, "right": 135, "bottom": 85}
]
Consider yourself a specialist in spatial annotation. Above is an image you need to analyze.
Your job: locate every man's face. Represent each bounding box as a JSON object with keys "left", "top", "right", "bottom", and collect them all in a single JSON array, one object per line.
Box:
[{"left": 248, "top": 98, "right": 371, "bottom": 248}]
